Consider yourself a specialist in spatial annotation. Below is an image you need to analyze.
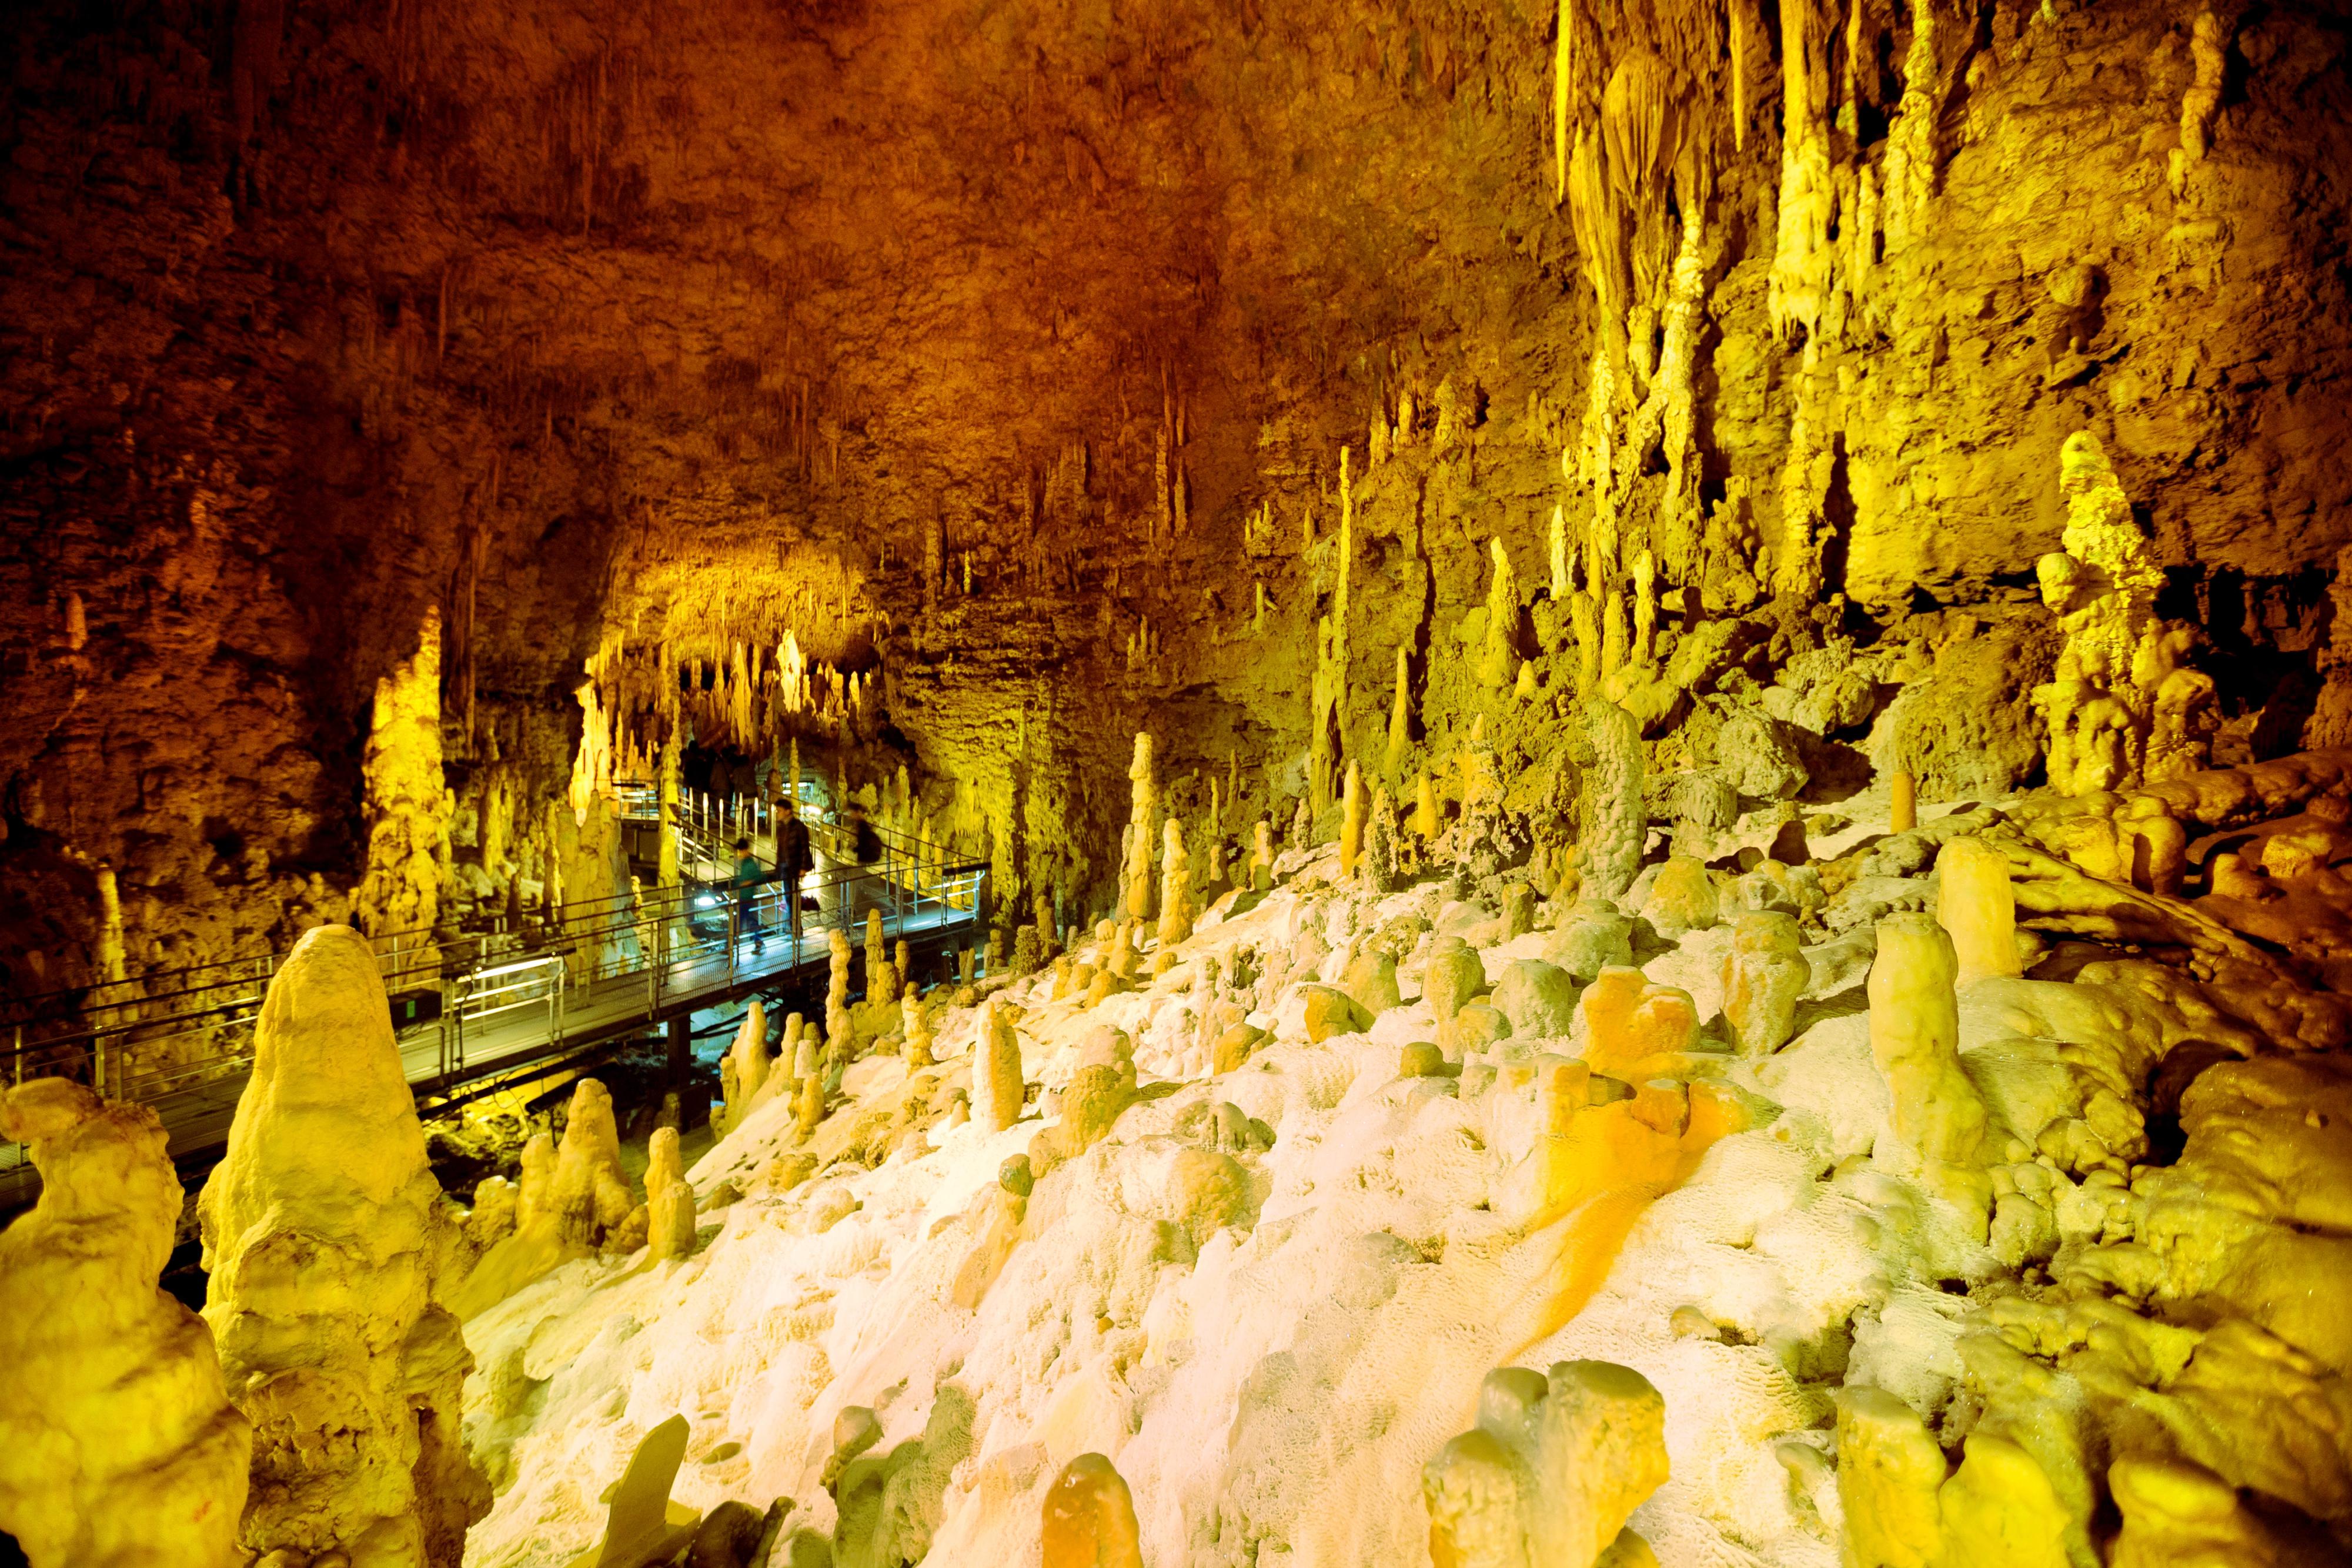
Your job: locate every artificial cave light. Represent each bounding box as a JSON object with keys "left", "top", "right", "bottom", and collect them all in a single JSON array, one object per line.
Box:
[{"left": 7, "top": 0, "right": 2352, "bottom": 1565}]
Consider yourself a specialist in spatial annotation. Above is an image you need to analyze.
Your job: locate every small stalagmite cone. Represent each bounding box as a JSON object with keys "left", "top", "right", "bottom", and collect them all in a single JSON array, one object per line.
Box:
[
  {"left": 1041, "top": 1452, "right": 1144, "bottom": 1568},
  {"left": 1889, "top": 770, "right": 1918, "bottom": 833}
]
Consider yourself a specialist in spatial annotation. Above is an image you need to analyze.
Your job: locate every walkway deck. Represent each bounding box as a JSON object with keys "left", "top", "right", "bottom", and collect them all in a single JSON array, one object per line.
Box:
[{"left": 1, "top": 837, "right": 985, "bottom": 1210}]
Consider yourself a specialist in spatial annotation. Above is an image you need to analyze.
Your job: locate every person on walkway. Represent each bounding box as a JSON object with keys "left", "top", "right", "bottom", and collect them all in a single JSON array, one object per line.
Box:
[
  {"left": 733, "top": 836, "right": 767, "bottom": 955},
  {"left": 844, "top": 802, "right": 884, "bottom": 927},
  {"left": 774, "top": 800, "right": 814, "bottom": 947}
]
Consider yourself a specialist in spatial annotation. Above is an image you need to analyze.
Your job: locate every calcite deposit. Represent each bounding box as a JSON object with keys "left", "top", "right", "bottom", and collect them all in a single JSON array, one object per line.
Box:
[
  {"left": 14, "top": 0, "right": 2352, "bottom": 1562},
  {"left": 0, "top": 1080, "right": 249, "bottom": 1568}
]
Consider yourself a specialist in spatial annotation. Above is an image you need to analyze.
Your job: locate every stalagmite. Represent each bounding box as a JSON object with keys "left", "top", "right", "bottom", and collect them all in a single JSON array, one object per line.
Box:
[
  {"left": 354, "top": 607, "right": 450, "bottom": 936},
  {"left": 93, "top": 860, "right": 126, "bottom": 991},
  {"left": 1479, "top": 537, "right": 1521, "bottom": 688},
  {"left": 1251, "top": 818, "right": 1274, "bottom": 890},
  {"left": 729, "top": 999, "right": 770, "bottom": 1107},
  {"left": 1549, "top": 500, "right": 1571, "bottom": 600},
  {"left": 2034, "top": 434, "right": 2213, "bottom": 793},
  {"left": 828, "top": 928, "right": 854, "bottom": 1053},
  {"left": 1578, "top": 967, "right": 1699, "bottom": 1077},
  {"left": 567, "top": 676, "right": 616, "bottom": 827},
  {"left": 1581, "top": 700, "right": 1645, "bottom": 899},
  {"left": 1041, "top": 1453, "right": 1144, "bottom": 1568},
  {"left": 1423, "top": 1360, "right": 1669, "bottom": 1568},
  {"left": 1339, "top": 760, "right": 1364, "bottom": 878},
  {"left": 0, "top": 1079, "right": 250, "bottom": 1568},
  {"left": 1866, "top": 914, "right": 1990, "bottom": 1209},
  {"left": 1157, "top": 815, "right": 1194, "bottom": 950},
  {"left": 902, "top": 983, "right": 933, "bottom": 1065},
  {"left": 645, "top": 1125, "right": 697, "bottom": 1261},
  {"left": 658, "top": 731, "right": 682, "bottom": 888},
  {"left": 972, "top": 999, "right": 1025, "bottom": 1133},
  {"left": 1721, "top": 912, "right": 1809, "bottom": 1058},
  {"left": 1415, "top": 768, "right": 1440, "bottom": 839},
  {"left": 1362, "top": 784, "right": 1401, "bottom": 892},
  {"left": 866, "top": 907, "right": 894, "bottom": 999},
  {"left": 1122, "top": 732, "right": 1157, "bottom": 922},
  {"left": 1889, "top": 770, "right": 1918, "bottom": 832},
  {"left": 197, "top": 925, "right": 489, "bottom": 1566},
  {"left": 1937, "top": 835, "right": 2022, "bottom": 985},
  {"left": 1386, "top": 646, "right": 1412, "bottom": 782}
]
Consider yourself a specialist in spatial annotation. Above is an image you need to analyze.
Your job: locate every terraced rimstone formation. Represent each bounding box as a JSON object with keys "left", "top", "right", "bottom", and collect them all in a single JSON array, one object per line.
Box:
[
  {"left": 198, "top": 924, "right": 489, "bottom": 1567},
  {"left": 0, "top": 1079, "right": 250, "bottom": 1568},
  {"left": 1423, "top": 1360, "right": 1669, "bottom": 1568}
]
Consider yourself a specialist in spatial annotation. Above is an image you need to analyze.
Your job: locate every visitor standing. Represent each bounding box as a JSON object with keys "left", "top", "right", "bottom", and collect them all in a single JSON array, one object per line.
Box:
[
  {"left": 774, "top": 800, "right": 814, "bottom": 946},
  {"left": 733, "top": 836, "right": 767, "bottom": 954}
]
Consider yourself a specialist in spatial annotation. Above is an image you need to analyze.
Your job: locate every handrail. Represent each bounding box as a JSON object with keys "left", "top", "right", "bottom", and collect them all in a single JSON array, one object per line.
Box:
[
  {"left": 2, "top": 827, "right": 988, "bottom": 1125},
  {"left": 1, "top": 852, "right": 990, "bottom": 1179}
]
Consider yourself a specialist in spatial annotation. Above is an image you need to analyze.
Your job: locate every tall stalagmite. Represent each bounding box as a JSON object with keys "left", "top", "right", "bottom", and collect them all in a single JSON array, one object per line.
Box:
[{"left": 197, "top": 925, "right": 490, "bottom": 1566}]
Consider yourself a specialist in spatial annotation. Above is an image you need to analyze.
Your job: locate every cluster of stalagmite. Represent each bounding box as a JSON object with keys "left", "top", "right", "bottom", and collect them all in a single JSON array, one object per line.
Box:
[
  {"left": 1424, "top": 1360, "right": 1669, "bottom": 1567},
  {"left": 197, "top": 925, "right": 489, "bottom": 1567},
  {"left": 2033, "top": 434, "right": 2214, "bottom": 795}
]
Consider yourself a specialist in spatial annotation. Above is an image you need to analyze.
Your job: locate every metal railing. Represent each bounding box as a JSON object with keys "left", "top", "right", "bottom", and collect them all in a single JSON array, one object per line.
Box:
[{"left": 1, "top": 828, "right": 987, "bottom": 1178}]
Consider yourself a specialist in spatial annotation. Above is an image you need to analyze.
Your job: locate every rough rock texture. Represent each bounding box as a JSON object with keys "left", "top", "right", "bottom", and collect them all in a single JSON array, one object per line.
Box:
[
  {"left": 0, "top": 1079, "right": 250, "bottom": 1568},
  {"left": 197, "top": 925, "right": 489, "bottom": 1566},
  {"left": 10, "top": 0, "right": 2352, "bottom": 1005}
]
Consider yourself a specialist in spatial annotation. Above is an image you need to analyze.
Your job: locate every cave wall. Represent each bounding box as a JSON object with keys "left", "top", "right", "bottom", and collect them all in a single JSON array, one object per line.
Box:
[{"left": 3, "top": 0, "right": 2348, "bottom": 992}]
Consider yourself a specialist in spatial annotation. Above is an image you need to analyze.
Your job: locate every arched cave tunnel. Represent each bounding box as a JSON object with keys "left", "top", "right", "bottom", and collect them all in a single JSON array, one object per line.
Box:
[{"left": 5, "top": 0, "right": 2352, "bottom": 1563}]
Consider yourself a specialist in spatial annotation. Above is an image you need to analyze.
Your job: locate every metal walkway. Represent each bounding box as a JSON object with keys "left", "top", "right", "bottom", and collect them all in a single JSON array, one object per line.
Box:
[{"left": 2, "top": 811, "right": 985, "bottom": 1209}]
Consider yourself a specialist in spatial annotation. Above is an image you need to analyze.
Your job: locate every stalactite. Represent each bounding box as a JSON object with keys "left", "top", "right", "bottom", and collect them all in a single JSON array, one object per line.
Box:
[
  {"left": 1576, "top": 349, "right": 1619, "bottom": 589},
  {"left": 1769, "top": 0, "right": 1839, "bottom": 347},
  {"left": 1730, "top": 0, "right": 1752, "bottom": 152},
  {"left": 1552, "top": 0, "right": 1573, "bottom": 204}
]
